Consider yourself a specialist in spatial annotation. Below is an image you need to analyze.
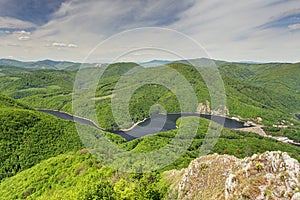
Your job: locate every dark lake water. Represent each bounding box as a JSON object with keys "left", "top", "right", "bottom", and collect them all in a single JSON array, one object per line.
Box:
[{"left": 39, "top": 109, "right": 248, "bottom": 141}]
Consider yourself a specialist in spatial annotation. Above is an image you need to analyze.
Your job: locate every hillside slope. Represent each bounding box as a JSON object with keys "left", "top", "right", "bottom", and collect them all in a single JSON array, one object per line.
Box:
[
  {"left": 0, "top": 94, "right": 83, "bottom": 180},
  {"left": 219, "top": 62, "right": 300, "bottom": 114},
  {"left": 1, "top": 61, "right": 298, "bottom": 127},
  {"left": 0, "top": 93, "right": 30, "bottom": 109},
  {"left": 0, "top": 150, "right": 169, "bottom": 200},
  {"left": 165, "top": 151, "right": 300, "bottom": 200},
  {"left": 1, "top": 150, "right": 299, "bottom": 200}
]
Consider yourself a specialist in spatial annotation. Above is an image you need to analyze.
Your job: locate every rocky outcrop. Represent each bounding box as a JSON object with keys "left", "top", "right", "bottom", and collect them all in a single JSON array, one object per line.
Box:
[
  {"left": 171, "top": 151, "right": 300, "bottom": 200},
  {"left": 196, "top": 102, "right": 209, "bottom": 114},
  {"left": 196, "top": 100, "right": 229, "bottom": 116},
  {"left": 235, "top": 125, "right": 268, "bottom": 137}
]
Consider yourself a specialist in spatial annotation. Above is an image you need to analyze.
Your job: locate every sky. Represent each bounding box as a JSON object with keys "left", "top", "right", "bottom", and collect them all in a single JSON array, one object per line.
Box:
[{"left": 0, "top": 0, "right": 300, "bottom": 63}]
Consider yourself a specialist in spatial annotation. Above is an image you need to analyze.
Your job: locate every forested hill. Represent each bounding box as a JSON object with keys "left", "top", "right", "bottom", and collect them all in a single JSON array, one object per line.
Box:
[
  {"left": 0, "top": 93, "right": 30, "bottom": 109},
  {"left": 0, "top": 94, "right": 83, "bottom": 180},
  {"left": 0, "top": 58, "right": 299, "bottom": 199},
  {"left": 0, "top": 59, "right": 83, "bottom": 70},
  {"left": 0, "top": 59, "right": 299, "bottom": 137}
]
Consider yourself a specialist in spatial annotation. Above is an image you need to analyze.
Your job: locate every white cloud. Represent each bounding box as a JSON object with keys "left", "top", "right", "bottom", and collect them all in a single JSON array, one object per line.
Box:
[
  {"left": 18, "top": 36, "right": 30, "bottom": 41},
  {"left": 33, "top": 0, "right": 194, "bottom": 46},
  {"left": 52, "top": 42, "right": 67, "bottom": 47},
  {"left": 68, "top": 43, "right": 78, "bottom": 48},
  {"left": 167, "top": 0, "right": 300, "bottom": 62},
  {"left": 1, "top": 0, "right": 300, "bottom": 62},
  {"left": 288, "top": 23, "right": 300, "bottom": 30},
  {"left": 0, "top": 17, "right": 36, "bottom": 29},
  {"left": 51, "top": 42, "right": 78, "bottom": 48},
  {"left": 14, "top": 30, "right": 31, "bottom": 35},
  {"left": 11, "top": 30, "right": 32, "bottom": 41}
]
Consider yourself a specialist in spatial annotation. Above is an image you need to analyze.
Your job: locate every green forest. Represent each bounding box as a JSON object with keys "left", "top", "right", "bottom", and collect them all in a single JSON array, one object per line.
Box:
[{"left": 0, "top": 59, "right": 299, "bottom": 199}]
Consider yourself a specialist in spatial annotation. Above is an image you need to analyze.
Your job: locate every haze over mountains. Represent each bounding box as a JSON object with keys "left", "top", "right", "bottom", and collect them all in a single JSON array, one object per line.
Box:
[{"left": 0, "top": 57, "right": 294, "bottom": 69}]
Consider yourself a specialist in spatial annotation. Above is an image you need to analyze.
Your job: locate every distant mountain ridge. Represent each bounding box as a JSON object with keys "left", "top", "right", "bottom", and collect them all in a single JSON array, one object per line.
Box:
[
  {"left": 0, "top": 59, "right": 299, "bottom": 199},
  {"left": 0, "top": 59, "right": 82, "bottom": 70},
  {"left": 0, "top": 58, "right": 298, "bottom": 70},
  {"left": 139, "top": 59, "right": 173, "bottom": 67}
]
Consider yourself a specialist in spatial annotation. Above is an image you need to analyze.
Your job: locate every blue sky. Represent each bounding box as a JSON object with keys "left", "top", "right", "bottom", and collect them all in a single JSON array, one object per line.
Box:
[
  {"left": 0, "top": 0, "right": 65, "bottom": 25},
  {"left": 0, "top": 0, "right": 300, "bottom": 62}
]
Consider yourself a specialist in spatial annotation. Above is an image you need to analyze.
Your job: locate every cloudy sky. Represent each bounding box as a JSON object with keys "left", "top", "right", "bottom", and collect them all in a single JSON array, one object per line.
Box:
[{"left": 0, "top": 0, "right": 300, "bottom": 62}]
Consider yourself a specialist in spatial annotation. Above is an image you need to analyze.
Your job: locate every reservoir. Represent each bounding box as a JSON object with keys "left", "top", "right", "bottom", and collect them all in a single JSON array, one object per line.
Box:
[{"left": 39, "top": 109, "right": 249, "bottom": 141}]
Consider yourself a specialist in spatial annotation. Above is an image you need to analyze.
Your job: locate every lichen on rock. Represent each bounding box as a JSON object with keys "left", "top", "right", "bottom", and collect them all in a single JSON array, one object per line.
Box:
[{"left": 171, "top": 151, "right": 300, "bottom": 200}]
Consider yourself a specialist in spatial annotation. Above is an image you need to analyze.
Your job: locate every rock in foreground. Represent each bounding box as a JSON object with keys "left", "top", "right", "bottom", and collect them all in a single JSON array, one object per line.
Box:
[{"left": 166, "top": 151, "right": 300, "bottom": 200}]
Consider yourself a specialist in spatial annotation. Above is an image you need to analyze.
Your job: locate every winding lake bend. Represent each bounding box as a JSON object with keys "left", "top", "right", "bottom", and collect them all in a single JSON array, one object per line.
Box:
[{"left": 39, "top": 109, "right": 250, "bottom": 141}]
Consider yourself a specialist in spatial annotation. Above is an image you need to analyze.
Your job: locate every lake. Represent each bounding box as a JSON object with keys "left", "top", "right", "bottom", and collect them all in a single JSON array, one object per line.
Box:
[{"left": 39, "top": 109, "right": 249, "bottom": 141}]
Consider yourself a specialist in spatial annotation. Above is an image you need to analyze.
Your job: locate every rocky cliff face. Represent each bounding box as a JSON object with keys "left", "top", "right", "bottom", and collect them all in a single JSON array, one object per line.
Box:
[
  {"left": 165, "top": 151, "right": 300, "bottom": 200},
  {"left": 196, "top": 100, "right": 229, "bottom": 116}
]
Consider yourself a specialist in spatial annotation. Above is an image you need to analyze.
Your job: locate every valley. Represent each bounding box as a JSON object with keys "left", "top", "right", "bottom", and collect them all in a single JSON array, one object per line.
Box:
[
  {"left": 1, "top": 1, "right": 300, "bottom": 199},
  {"left": 0, "top": 58, "right": 299, "bottom": 199}
]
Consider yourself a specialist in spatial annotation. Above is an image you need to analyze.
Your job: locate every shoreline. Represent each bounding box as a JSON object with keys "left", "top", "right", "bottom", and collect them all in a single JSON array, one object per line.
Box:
[
  {"left": 119, "top": 117, "right": 148, "bottom": 132},
  {"left": 37, "top": 109, "right": 299, "bottom": 145},
  {"left": 36, "top": 108, "right": 105, "bottom": 131},
  {"left": 37, "top": 108, "right": 150, "bottom": 133}
]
